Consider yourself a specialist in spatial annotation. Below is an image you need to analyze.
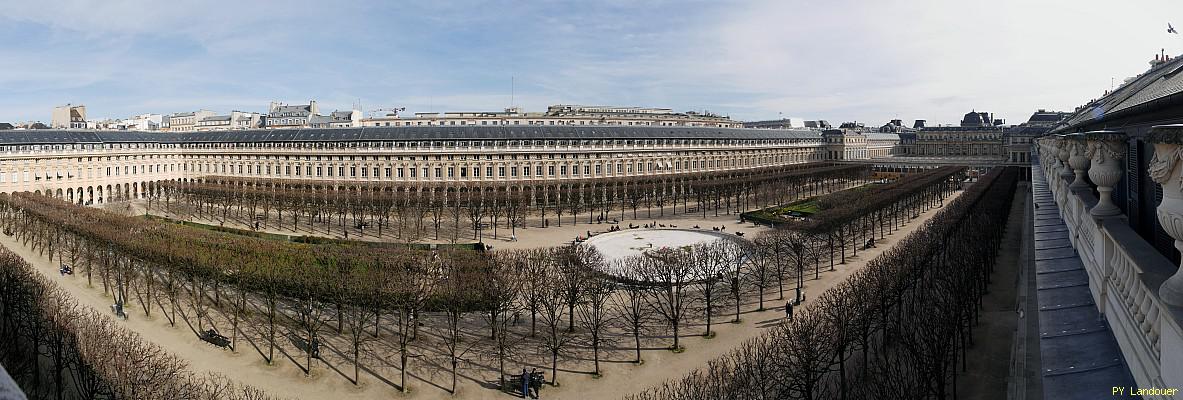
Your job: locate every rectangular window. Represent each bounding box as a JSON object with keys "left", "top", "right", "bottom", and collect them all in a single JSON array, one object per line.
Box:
[
  {"left": 548, "top": 166, "right": 555, "bottom": 176},
  {"left": 486, "top": 166, "right": 493, "bottom": 177}
]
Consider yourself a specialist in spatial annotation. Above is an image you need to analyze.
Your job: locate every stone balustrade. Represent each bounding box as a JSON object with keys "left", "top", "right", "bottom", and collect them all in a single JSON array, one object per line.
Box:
[
  {"left": 1036, "top": 131, "right": 1183, "bottom": 397},
  {"left": 1035, "top": 131, "right": 1183, "bottom": 397}
]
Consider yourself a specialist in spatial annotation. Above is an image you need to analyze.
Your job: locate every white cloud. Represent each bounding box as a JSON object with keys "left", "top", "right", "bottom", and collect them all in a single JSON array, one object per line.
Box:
[{"left": 1, "top": 0, "right": 1181, "bottom": 125}]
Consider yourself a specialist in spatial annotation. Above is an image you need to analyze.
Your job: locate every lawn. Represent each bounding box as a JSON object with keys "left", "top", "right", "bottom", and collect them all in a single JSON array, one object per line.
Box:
[{"left": 742, "top": 182, "right": 880, "bottom": 225}]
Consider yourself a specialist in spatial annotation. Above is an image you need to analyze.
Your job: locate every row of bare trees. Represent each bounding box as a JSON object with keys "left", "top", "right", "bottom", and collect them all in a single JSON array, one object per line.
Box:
[
  {"left": 625, "top": 166, "right": 1021, "bottom": 400},
  {"left": 147, "top": 163, "right": 871, "bottom": 242},
  {"left": 0, "top": 245, "right": 276, "bottom": 400},
  {"left": 0, "top": 164, "right": 967, "bottom": 397}
]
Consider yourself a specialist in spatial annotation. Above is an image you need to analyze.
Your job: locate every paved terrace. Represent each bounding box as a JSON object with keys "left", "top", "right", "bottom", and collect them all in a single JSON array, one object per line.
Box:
[{"left": 1031, "top": 162, "right": 1135, "bottom": 398}]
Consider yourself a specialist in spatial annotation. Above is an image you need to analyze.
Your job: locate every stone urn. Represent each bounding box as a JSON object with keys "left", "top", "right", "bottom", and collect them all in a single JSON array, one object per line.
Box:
[
  {"left": 1065, "top": 133, "right": 1092, "bottom": 189},
  {"left": 1057, "top": 135, "right": 1075, "bottom": 183},
  {"left": 1148, "top": 125, "right": 1183, "bottom": 306},
  {"left": 1085, "top": 131, "right": 1126, "bottom": 217}
]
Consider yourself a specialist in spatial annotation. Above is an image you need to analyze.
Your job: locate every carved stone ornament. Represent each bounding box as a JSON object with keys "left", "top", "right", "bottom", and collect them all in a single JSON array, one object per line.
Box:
[
  {"left": 1056, "top": 136, "right": 1075, "bottom": 181},
  {"left": 1147, "top": 125, "right": 1183, "bottom": 306},
  {"left": 1085, "top": 132, "right": 1126, "bottom": 216},
  {"left": 1063, "top": 133, "right": 1091, "bottom": 189}
]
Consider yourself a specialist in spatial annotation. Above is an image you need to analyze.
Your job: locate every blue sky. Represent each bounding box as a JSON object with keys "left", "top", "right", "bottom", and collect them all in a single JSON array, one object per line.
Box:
[{"left": 2, "top": 0, "right": 1182, "bottom": 125}]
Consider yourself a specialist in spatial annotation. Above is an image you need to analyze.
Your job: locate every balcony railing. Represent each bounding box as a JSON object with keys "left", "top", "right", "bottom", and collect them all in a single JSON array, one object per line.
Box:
[{"left": 1036, "top": 134, "right": 1183, "bottom": 396}]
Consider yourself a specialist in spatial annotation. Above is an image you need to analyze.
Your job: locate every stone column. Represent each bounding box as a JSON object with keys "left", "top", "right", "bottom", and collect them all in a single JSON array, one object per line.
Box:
[
  {"left": 1148, "top": 126, "right": 1183, "bottom": 306},
  {"left": 1085, "top": 132, "right": 1127, "bottom": 217},
  {"left": 1066, "top": 133, "right": 1092, "bottom": 189}
]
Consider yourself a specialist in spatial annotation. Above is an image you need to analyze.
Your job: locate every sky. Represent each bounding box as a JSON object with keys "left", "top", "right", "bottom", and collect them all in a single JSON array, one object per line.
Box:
[{"left": 1, "top": 0, "right": 1182, "bottom": 126}]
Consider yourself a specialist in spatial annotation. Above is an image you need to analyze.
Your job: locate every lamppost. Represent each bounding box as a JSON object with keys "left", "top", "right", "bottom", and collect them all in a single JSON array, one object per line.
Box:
[
  {"left": 109, "top": 243, "right": 125, "bottom": 319},
  {"left": 793, "top": 242, "right": 804, "bottom": 305}
]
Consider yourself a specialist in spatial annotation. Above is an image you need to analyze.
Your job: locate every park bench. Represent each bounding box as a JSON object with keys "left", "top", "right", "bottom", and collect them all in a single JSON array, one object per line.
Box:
[
  {"left": 290, "top": 335, "right": 321, "bottom": 359},
  {"left": 200, "top": 329, "right": 231, "bottom": 349},
  {"left": 507, "top": 370, "right": 545, "bottom": 398},
  {"left": 59, "top": 264, "right": 73, "bottom": 276},
  {"left": 110, "top": 303, "right": 127, "bottom": 320}
]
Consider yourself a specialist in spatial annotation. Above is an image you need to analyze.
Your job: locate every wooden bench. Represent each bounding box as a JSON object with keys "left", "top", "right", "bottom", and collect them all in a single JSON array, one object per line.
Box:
[{"left": 200, "top": 329, "right": 231, "bottom": 349}]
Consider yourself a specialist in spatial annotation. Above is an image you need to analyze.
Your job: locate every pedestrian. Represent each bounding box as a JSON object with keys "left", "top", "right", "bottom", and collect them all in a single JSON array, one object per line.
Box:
[
  {"left": 521, "top": 368, "right": 530, "bottom": 398},
  {"left": 785, "top": 302, "right": 793, "bottom": 320},
  {"left": 530, "top": 368, "right": 540, "bottom": 398}
]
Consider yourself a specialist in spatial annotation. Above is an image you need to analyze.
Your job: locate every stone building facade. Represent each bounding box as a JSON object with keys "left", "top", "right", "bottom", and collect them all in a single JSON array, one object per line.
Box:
[{"left": 0, "top": 126, "right": 842, "bottom": 205}]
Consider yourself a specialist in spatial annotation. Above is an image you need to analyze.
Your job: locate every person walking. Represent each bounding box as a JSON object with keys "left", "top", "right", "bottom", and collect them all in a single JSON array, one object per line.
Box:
[
  {"left": 785, "top": 302, "right": 793, "bottom": 320},
  {"left": 521, "top": 368, "right": 530, "bottom": 398}
]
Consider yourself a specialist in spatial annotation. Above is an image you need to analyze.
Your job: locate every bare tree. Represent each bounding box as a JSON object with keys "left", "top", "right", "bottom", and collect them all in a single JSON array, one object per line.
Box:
[
  {"left": 641, "top": 247, "right": 694, "bottom": 351},
  {"left": 692, "top": 241, "right": 729, "bottom": 337},
  {"left": 435, "top": 253, "right": 482, "bottom": 394},
  {"left": 479, "top": 250, "right": 523, "bottom": 390},
  {"left": 577, "top": 273, "right": 615, "bottom": 376},
  {"left": 613, "top": 260, "right": 651, "bottom": 364},
  {"left": 537, "top": 262, "right": 575, "bottom": 386},
  {"left": 390, "top": 251, "right": 437, "bottom": 392}
]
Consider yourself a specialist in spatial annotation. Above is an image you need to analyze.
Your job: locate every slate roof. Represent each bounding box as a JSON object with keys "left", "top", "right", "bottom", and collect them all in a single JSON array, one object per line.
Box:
[
  {"left": 0, "top": 126, "right": 823, "bottom": 145},
  {"left": 864, "top": 133, "right": 900, "bottom": 141},
  {"left": 1055, "top": 56, "right": 1183, "bottom": 133},
  {"left": 270, "top": 104, "right": 312, "bottom": 116},
  {"left": 0, "top": 131, "right": 172, "bottom": 145}
]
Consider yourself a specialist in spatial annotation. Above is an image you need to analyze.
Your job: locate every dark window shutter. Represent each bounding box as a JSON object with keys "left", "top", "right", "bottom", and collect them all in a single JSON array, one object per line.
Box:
[
  {"left": 1127, "top": 140, "right": 1140, "bottom": 223},
  {"left": 1154, "top": 182, "right": 1177, "bottom": 262}
]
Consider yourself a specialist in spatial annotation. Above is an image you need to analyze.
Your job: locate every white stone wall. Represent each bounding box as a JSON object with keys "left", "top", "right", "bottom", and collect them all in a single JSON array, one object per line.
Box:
[{"left": 0, "top": 138, "right": 832, "bottom": 204}]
